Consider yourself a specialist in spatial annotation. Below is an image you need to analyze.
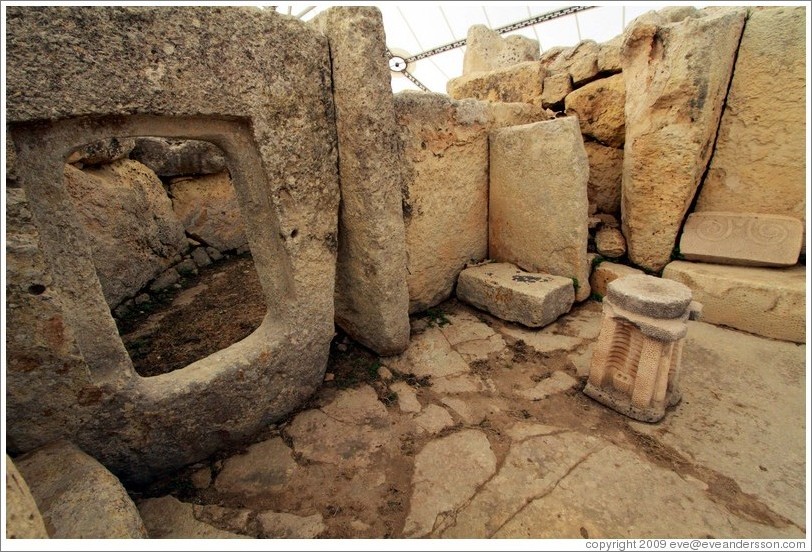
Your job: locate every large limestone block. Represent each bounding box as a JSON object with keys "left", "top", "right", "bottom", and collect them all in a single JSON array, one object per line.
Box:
[
  {"left": 463, "top": 24, "right": 539, "bottom": 75},
  {"left": 396, "top": 92, "right": 536, "bottom": 313},
  {"left": 621, "top": 8, "right": 747, "bottom": 272},
  {"left": 697, "top": 7, "right": 806, "bottom": 231},
  {"left": 489, "top": 117, "right": 591, "bottom": 300},
  {"left": 541, "top": 72, "right": 573, "bottom": 108},
  {"left": 565, "top": 73, "right": 625, "bottom": 147},
  {"left": 584, "top": 141, "right": 623, "bottom": 215},
  {"left": 170, "top": 171, "right": 247, "bottom": 252},
  {"left": 6, "top": 7, "right": 340, "bottom": 483},
  {"left": 662, "top": 261, "right": 805, "bottom": 343},
  {"left": 457, "top": 263, "right": 574, "bottom": 328},
  {"left": 64, "top": 159, "right": 187, "bottom": 308},
  {"left": 15, "top": 441, "right": 148, "bottom": 538},
  {"left": 447, "top": 61, "right": 545, "bottom": 106},
  {"left": 679, "top": 212, "right": 803, "bottom": 266},
  {"left": 6, "top": 455, "right": 49, "bottom": 539},
  {"left": 541, "top": 40, "right": 600, "bottom": 86},
  {"left": 125, "top": 137, "right": 227, "bottom": 177},
  {"left": 311, "top": 7, "right": 410, "bottom": 355}
]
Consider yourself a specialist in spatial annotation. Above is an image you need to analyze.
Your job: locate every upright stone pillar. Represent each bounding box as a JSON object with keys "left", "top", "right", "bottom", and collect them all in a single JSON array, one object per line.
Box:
[{"left": 583, "top": 275, "right": 701, "bottom": 422}]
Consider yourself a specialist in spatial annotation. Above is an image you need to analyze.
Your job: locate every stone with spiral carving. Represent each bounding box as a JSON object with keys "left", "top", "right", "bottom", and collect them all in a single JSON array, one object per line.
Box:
[{"left": 679, "top": 211, "right": 803, "bottom": 266}]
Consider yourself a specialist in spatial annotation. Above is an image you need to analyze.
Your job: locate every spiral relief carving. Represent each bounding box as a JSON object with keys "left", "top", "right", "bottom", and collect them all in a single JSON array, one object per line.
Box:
[
  {"left": 694, "top": 217, "right": 733, "bottom": 242},
  {"left": 745, "top": 218, "right": 790, "bottom": 245}
]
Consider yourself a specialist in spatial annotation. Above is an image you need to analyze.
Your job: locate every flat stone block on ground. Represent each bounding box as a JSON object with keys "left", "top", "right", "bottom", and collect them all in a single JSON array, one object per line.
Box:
[
  {"left": 679, "top": 211, "right": 803, "bottom": 267},
  {"left": 662, "top": 261, "right": 805, "bottom": 343},
  {"left": 457, "top": 263, "right": 574, "bottom": 328}
]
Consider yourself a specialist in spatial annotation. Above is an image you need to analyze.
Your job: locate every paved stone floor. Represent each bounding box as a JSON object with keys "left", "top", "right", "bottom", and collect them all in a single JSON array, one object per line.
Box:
[{"left": 136, "top": 299, "right": 807, "bottom": 539}]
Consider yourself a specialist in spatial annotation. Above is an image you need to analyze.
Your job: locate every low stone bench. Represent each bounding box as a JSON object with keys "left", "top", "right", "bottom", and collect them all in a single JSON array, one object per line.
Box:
[{"left": 456, "top": 262, "right": 574, "bottom": 328}]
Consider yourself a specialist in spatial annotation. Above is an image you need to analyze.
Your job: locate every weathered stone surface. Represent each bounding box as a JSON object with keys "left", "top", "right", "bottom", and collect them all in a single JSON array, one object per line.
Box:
[
  {"left": 457, "top": 263, "right": 574, "bottom": 328},
  {"left": 515, "top": 371, "right": 579, "bottom": 401},
  {"left": 149, "top": 267, "right": 180, "bottom": 292},
  {"left": 285, "top": 386, "right": 390, "bottom": 471},
  {"left": 65, "top": 137, "right": 136, "bottom": 166},
  {"left": 63, "top": 159, "right": 187, "bottom": 308},
  {"left": 541, "top": 72, "right": 573, "bottom": 108},
  {"left": 190, "top": 246, "right": 212, "bottom": 267},
  {"left": 696, "top": 7, "right": 806, "bottom": 233},
  {"left": 584, "top": 141, "right": 623, "bottom": 215},
  {"left": 542, "top": 40, "right": 600, "bottom": 86},
  {"left": 138, "top": 496, "right": 248, "bottom": 538},
  {"left": 254, "top": 511, "right": 326, "bottom": 538},
  {"left": 413, "top": 404, "right": 455, "bottom": 435},
  {"left": 388, "top": 326, "right": 470, "bottom": 380},
  {"left": 15, "top": 441, "right": 148, "bottom": 538},
  {"left": 129, "top": 137, "right": 227, "bottom": 177},
  {"left": 680, "top": 212, "right": 803, "bottom": 267},
  {"left": 390, "top": 381, "right": 422, "bottom": 413},
  {"left": 497, "top": 325, "right": 582, "bottom": 355},
  {"left": 589, "top": 261, "right": 644, "bottom": 299},
  {"left": 170, "top": 171, "right": 246, "bottom": 252},
  {"left": 608, "top": 274, "right": 693, "bottom": 320},
  {"left": 5, "top": 455, "right": 49, "bottom": 539},
  {"left": 404, "top": 430, "right": 496, "bottom": 537},
  {"left": 6, "top": 134, "right": 20, "bottom": 186},
  {"left": 663, "top": 261, "right": 805, "bottom": 343},
  {"left": 214, "top": 437, "right": 298, "bottom": 496},
  {"left": 6, "top": 7, "right": 340, "bottom": 483},
  {"left": 595, "top": 227, "right": 626, "bottom": 258},
  {"left": 631, "top": 320, "right": 807, "bottom": 528},
  {"left": 463, "top": 25, "right": 539, "bottom": 75},
  {"left": 597, "top": 35, "right": 622, "bottom": 73},
  {"left": 493, "top": 441, "right": 799, "bottom": 538},
  {"left": 489, "top": 117, "right": 591, "bottom": 300},
  {"left": 395, "top": 97, "right": 548, "bottom": 314},
  {"left": 565, "top": 73, "right": 625, "bottom": 147},
  {"left": 443, "top": 430, "right": 602, "bottom": 538},
  {"left": 312, "top": 7, "right": 410, "bottom": 356},
  {"left": 621, "top": 8, "right": 747, "bottom": 271},
  {"left": 447, "top": 61, "right": 545, "bottom": 106}
]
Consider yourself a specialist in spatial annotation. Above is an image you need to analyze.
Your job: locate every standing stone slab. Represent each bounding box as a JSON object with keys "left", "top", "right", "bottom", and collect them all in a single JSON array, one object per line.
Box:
[
  {"left": 696, "top": 8, "right": 806, "bottom": 235},
  {"left": 663, "top": 261, "right": 805, "bottom": 343},
  {"left": 6, "top": 7, "right": 339, "bottom": 484},
  {"left": 64, "top": 159, "right": 188, "bottom": 308},
  {"left": 447, "top": 61, "right": 546, "bottom": 106},
  {"left": 457, "top": 263, "right": 574, "bottom": 328},
  {"left": 462, "top": 25, "right": 539, "bottom": 75},
  {"left": 5, "top": 455, "right": 49, "bottom": 539},
  {"left": 15, "top": 441, "right": 148, "bottom": 538},
  {"left": 311, "top": 7, "right": 410, "bottom": 355},
  {"left": 395, "top": 93, "right": 548, "bottom": 313},
  {"left": 621, "top": 8, "right": 746, "bottom": 272},
  {"left": 679, "top": 212, "right": 803, "bottom": 266},
  {"left": 489, "top": 117, "right": 591, "bottom": 300}
]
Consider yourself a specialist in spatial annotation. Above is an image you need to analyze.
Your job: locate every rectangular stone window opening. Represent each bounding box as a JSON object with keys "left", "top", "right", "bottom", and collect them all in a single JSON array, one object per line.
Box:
[{"left": 62, "top": 134, "right": 269, "bottom": 378}]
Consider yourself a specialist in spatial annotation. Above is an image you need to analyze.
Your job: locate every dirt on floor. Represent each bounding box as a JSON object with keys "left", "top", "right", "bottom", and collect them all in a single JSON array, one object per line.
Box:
[{"left": 117, "top": 253, "right": 267, "bottom": 377}]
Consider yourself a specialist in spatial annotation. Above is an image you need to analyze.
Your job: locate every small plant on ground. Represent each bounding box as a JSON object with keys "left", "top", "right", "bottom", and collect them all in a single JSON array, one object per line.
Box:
[{"left": 423, "top": 307, "right": 451, "bottom": 328}]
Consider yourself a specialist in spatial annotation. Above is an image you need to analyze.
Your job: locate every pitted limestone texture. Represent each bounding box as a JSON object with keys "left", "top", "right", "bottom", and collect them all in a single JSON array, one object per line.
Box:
[
  {"left": 311, "top": 7, "right": 410, "bottom": 356},
  {"left": 679, "top": 211, "right": 803, "bottom": 267},
  {"left": 584, "top": 274, "right": 702, "bottom": 422},
  {"left": 6, "top": 6, "right": 339, "bottom": 484},
  {"left": 457, "top": 262, "right": 574, "bottom": 328}
]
